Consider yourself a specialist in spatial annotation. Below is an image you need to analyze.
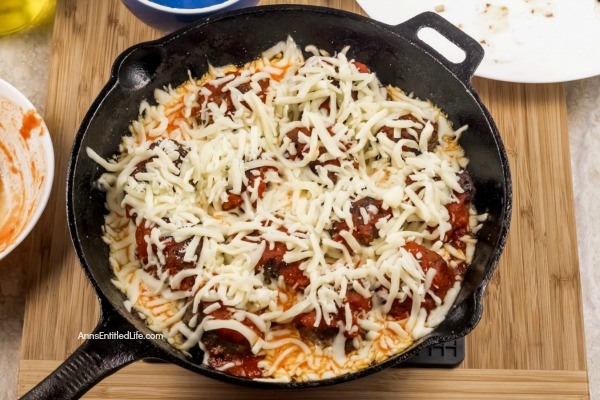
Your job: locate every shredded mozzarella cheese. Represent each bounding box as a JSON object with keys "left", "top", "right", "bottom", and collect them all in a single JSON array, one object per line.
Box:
[{"left": 91, "top": 37, "right": 484, "bottom": 382}]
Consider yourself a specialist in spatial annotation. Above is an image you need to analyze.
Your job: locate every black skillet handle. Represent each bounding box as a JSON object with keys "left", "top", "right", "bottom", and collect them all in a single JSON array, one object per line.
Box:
[
  {"left": 20, "top": 301, "right": 160, "bottom": 400},
  {"left": 394, "top": 12, "right": 484, "bottom": 83}
]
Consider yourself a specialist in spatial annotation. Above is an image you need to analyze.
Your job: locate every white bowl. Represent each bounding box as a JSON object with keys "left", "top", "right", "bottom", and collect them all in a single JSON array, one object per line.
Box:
[{"left": 0, "top": 78, "right": 54, "bottom": 260}]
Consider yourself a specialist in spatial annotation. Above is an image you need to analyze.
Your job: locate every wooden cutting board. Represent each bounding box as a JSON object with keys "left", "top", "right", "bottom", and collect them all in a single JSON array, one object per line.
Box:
[{"left": 11, "top": 0, "right": 589, "bottom": 398}]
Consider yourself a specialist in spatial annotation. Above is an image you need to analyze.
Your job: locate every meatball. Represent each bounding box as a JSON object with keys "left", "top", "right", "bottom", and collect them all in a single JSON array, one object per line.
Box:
[
  {"left": 331, "top": 197, "right": 393, "bottom": 248},
  {"left": 404, "top": 241, "right": 455, "bottom": 300},
  {"left": 222, "top": 193, "right": 244, "bottom": 211},
  {"left": 200, "top": 304, "right": 265, "bottom": 379},
  {"left": 237, "top": 77, "right": 270, "bottom": 103},
  {"left": 295, "top": 290, "right": 371, "bottom": 344},
  {"left": 162, "top": 237, "right": 201, "bottom": 277},
  {"left": 343, "top": 289, "right": 372, "bottom": 338},
  {"left": 345, "top": 289, "right": 372, "bottom": 316},
  {"left": 134, "top": 219, "right": 201, "bottom": 290},
  {"left": 285, "top": 127, "right": 354, "bottom": 183},
  {"left": 285, "top": 127, "right": 311, "bottom": 160},
  {"left": 380, "top": 114, "right": 439, "bottom": 153},
  {"left": 200, "top": 81, "right": 235, "bottom": 115},
  {"left": 202, "top": 303, "right": 260, "bottom": 344},
  {"left": 388, "top": 242, "right": 456, "bottom": 319},
  {"left": 445, "top": 170, "right": 476, "bottom": 247},
  {"left": 255, "top": 240, "right": 310, "bottom": 289},
  {"left": 456, "top": 169, "right": 476, "bottom": 203},
  {"left": 389, "top": 297, "right": 413, "bottom": 320},
  {"left": 135, "top": 220, "right": 154, "bottom": 264},
  {"left": 222, "top": 167, "right": 275, "bottom": 211},
  {"left": 295, "top": 310, "right": 339, "bottom": 346},
  {"left": 196, "top": 73, "right": 270, "bottom": 124},
  {"left": 130, "top": 140, "right": 189, "bottom": 179}
]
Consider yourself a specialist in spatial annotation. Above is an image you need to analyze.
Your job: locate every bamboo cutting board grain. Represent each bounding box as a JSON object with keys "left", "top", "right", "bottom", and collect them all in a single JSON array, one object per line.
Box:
[{"left": 12, "top": 0, "right": 589, "bottom": 397}]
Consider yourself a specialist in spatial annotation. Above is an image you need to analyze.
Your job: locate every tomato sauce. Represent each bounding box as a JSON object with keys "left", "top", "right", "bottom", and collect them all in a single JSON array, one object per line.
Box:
[
  {"left": 268, "top": 62, "right": 293, "bottom": 82},
  {"left": 352, "top": 61, "right": 370, "bottom": 74},
  {"left": 165, "top": 108, "right": 188, "bottom": 134},
  {"left": 19, "top": 109, "right": 42, "bottom": 140},
  {"left": 0, "top": 103, "right": 47, "bottom": 252}
]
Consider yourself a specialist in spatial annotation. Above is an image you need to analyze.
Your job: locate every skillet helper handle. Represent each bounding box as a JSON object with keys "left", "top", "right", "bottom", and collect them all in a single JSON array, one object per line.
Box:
[
  {"left": 395, "top": 12, "right": 484, "bottom": 83},
  {"left": 20, "top": 305, "right": 156, "bottom": 400}
]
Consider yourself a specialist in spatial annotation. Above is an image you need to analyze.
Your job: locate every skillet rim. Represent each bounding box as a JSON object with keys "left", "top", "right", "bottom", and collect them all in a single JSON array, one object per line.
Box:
[{"left": 66, "top": 4, "right": 512, "bottom": 389}]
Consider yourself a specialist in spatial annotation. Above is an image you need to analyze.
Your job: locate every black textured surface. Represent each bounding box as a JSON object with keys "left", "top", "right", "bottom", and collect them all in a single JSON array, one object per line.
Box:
[
  {"left": 23, "top": 5, "right": 512, "bottom": 399},
  {"left": 144, "top": 338, "right": 467, "bottom": 368},
  {"left": 398, "top": 338, "right": 465, "bottom": 368}
]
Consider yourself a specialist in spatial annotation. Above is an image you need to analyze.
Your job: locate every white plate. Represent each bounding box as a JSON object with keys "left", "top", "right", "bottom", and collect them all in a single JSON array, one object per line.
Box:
[{"left": 357, "top": 0, "right": 600, "bottom": 83}]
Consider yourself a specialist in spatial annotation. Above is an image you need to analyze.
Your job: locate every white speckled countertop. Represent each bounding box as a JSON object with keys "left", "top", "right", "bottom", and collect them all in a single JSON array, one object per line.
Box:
[
  {"left": 1, "top": 12, "right": 599, "bottom": 400},
  {"left": 567, "top": 78, "right": 600, "bottom": 399},
  {"left": 0, "top": 18, "right": 53, "bottom": 400}
]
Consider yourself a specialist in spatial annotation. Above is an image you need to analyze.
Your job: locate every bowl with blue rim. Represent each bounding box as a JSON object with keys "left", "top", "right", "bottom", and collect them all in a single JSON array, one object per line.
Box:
[{"left": 121, "top": 0, "right": 261, "bottom": 32}]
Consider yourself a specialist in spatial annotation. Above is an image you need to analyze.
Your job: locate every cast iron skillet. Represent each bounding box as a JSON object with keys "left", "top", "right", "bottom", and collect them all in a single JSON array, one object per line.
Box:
[{"left": 22, "top": 5, "right": 512, "bottom": 399}]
